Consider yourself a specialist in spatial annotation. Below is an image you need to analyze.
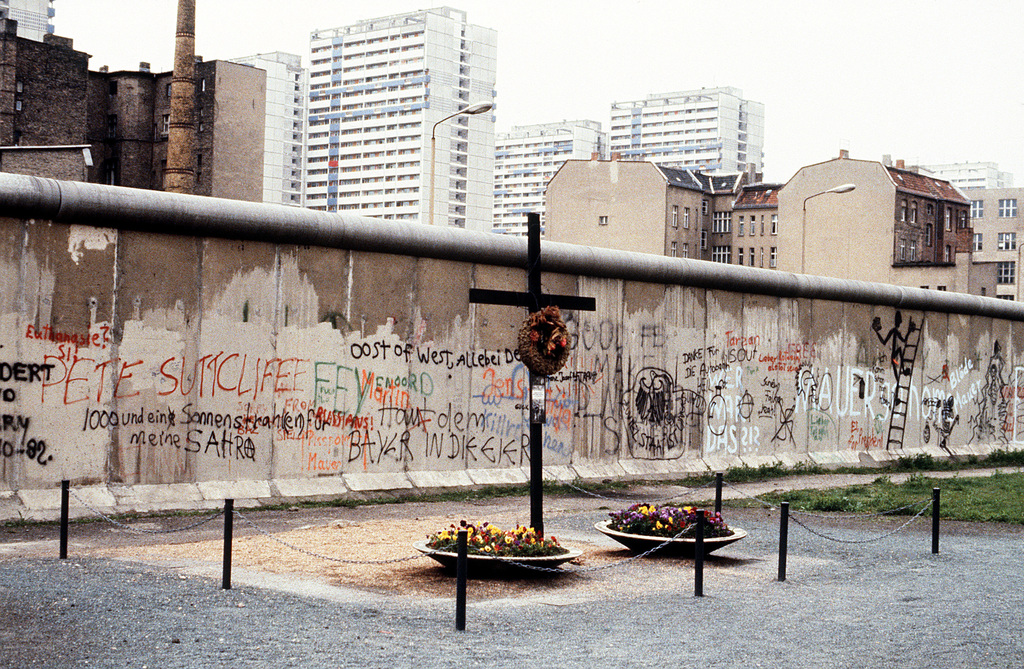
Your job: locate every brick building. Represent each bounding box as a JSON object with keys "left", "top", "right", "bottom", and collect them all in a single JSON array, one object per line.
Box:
[
  {"left": 777, "top": 151, "right": 989, "bottom": 295},
  {"left": 545, "top": 158, "right": 776, "bottom": 264},
  {"left": 0, "top": 19, "right": 264, "bottom": 200}
]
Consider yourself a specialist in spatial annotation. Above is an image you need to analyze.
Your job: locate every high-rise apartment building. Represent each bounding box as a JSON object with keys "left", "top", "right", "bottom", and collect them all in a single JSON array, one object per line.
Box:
[
  {"left": 0, "top": 0, "right": 53, "bottom": 41},
  {"left": 493, "top": 120, "right": 605, "bottom": 236},
  {"left": 608, "top": 87, "right": 764, "bottom": 174},
  {"left": 305, "top": 7, "right": 497, "bottom": 232},
  {"left": 919, "top": 161, "right": 1014, "bottom": 190},
  {"left": 229, "top": 52, "right": 307, "bottom": 206}
]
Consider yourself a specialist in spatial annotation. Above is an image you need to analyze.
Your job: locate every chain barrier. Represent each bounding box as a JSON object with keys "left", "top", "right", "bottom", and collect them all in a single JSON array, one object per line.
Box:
[
  {"left": 231, "top": 509, "right": 427, "bottom": 565},
  {"left": 546, "top": 475, "right": 717, "bottom": 507},
  {"left": 68, "top": 488, "right": 224, "bottom": 534},
  {"left": 788, "top": 498, "right": 933, "bottom": 544},
  {"left": 789, "top": 499, "right": 931, "bottom": 520},
  {"left": 722, "top": 480, "right": 778, "bottom": 510}
]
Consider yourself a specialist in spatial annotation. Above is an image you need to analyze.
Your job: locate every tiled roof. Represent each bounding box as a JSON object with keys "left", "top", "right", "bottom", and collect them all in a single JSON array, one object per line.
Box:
[
  {"left": 887, "top": 167, "right": 968, "bottom": 204},
  {"left": 656, "top": 166, "right": 743, "bottom": 194},
  {"left": 733, "top": 184, "right": 782, "bottom": 209}
]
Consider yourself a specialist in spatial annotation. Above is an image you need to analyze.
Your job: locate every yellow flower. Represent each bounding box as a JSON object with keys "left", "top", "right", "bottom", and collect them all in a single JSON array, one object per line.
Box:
[
  {"left": 655, "top": 521, "right": 663, "bottom": 530},
  {"left": 505, "top": 535, "right": 513, "bottom": 544}
]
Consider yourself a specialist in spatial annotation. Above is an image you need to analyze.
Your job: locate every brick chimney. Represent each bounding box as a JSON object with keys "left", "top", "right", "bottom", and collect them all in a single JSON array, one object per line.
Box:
[
  {"left": 839, "top": 149, "right": 850, "bottom": 159},
  {"left": 164, "top": 0, "right": 196, "bottom": 194},
  {"left": 896, "top": 159, "right": 905, "bottom": 169}
]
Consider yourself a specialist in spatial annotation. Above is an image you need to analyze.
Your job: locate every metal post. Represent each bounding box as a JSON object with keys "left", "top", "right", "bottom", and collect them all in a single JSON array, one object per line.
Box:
[
  {"left": 59, "top": 480, "right": 69, "bottom": 560},
  {"left": 456, "top": 528, "right": 468, "bottom": 631},
  {"left": 694, "top": 509, "right": 705, "bottom": 597},
  {"left": 529, "top": 373, "right": 545, "bottom": 536},
  {"left": 715, "top": 472, "right": 723, "bottom": 514},
  {"left": 778, "top": 501, "right": 789, "bottom": 582},
  {"left": 527, "top": 213, "right": 544, "bottom": 536},
  {"left": 222, "top": 499, "right": 234, "bottom": 590},
  {"left": 932, "top": 488, "right": 940, "bottom": 555}
]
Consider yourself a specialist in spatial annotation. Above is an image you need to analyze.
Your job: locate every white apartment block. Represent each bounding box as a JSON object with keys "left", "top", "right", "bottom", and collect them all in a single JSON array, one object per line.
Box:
[
  {"left": 305, "top": 7, "right": 496, "bottom": 231},
  {"left": 608, "top": 86, "right": 764, "bottom": 174},
  {"left": 919, "top": 162, "right": 1014, "bottom": 190},
  {"left": 493, "top": 120, "right": 606, "bottom": 236},
  {"left": 229, "top": 52, "right": 307, "bottom": 207},
  {"left": 0, "top": 0, "right": 53, "bottom": 40}
]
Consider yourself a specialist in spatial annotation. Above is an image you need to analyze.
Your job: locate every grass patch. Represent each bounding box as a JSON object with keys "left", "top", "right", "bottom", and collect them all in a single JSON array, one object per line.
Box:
[{"left": 727, "top": 472, "right": 1024, "bottom": 524}]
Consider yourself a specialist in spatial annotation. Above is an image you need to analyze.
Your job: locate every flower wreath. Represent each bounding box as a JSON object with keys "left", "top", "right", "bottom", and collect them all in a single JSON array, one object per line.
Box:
[{"left": 517, "top": 305, "right": 570, "bottom": 376}]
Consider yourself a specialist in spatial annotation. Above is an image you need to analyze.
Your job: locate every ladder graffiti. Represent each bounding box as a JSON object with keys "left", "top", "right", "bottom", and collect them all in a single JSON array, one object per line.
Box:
[{"left": 871, "top": 312, "right": 921, "bottom": 450}]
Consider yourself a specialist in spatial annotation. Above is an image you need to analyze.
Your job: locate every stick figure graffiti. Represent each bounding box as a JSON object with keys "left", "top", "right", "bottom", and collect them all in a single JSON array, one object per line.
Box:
[
  {"left": 872, "top": 312, "right": 917, "bottom": 406},
  {"left": 871, "top": 311, "right": 922, "bottom": 450},
  {"left": 922, "top": 395, "right": 959, "bottom": 456},
  {"left": 969, "top": 341, "right": 1009, "bottom": 445}
]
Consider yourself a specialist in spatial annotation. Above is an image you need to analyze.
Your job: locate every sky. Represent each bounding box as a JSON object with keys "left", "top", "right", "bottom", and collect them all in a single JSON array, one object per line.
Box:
[{"left": 55, "top": 0, "right": 1024, "bottom": 185}]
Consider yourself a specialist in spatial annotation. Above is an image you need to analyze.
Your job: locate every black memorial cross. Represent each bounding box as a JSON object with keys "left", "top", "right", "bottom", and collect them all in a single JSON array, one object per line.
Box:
[{"left": 468, "top": 212, "right": 595, "bottom": 535}]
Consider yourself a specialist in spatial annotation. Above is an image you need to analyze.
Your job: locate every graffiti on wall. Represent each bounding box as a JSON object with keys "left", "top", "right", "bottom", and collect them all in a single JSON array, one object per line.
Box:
[{"left": 6, "top": 296, "right": 1024, "bottom": 489}]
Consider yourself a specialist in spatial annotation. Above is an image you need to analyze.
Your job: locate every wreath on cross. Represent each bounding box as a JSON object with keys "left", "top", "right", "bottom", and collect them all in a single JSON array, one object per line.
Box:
[{"left": 517, "top": 305, "right": 570, "bottom": 376}]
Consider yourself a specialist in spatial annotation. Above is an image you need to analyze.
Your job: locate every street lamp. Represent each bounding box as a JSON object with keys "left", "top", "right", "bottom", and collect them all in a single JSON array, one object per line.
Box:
[
  {"left": 801, "top": 183, "right": 856, "bottom": 273},
  {"left": 428, "top": 101, "right": 493, "bottom": 227}
]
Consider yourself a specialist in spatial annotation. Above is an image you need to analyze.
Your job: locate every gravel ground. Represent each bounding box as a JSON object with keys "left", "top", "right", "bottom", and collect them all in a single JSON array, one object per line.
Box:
[{"left": 1, "top": 473, "right": 1022, "bottom": 668}]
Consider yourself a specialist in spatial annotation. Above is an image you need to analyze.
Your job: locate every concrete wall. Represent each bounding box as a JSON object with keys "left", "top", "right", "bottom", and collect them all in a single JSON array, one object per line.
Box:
[{"left": 3, "top": 173, "right": 1024, "bottom": 519}]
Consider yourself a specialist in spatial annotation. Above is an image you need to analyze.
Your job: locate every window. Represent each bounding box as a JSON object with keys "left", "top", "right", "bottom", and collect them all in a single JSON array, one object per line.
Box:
[
  {"left": 749, "top": 248, "right": 755, "bottom": 266},
  {"left": 700, "top": 230, "right": 708, "bottom": 250},
  {"left": 900, "top": 200, "right": 907, "bottom": 222},
  {"left": 925, "top": 224, "right": 933, "bottom": 247},
  {"left": 958, "top": 211, "right": 967, "bottom": 229},
  {"left": 161, "top": 114, "right": 170, "bottom": 137},
  {"left": 598, "top": 215, "right": 608, "bottom": 226},
  {"left": 937, "top": 286, "right": 947, "bottom": 291},
  {"left": 670, "top": 241, "right": 677, "bottom": 257},
  {"left": 671, "top": 205, "right": 678, "bottom": 228},
  {"left": 910, "top": 201, "right": 917, "bottom": 224},
  {"left": 945, "top": 209, "right": 952, "bottom": 231},
  {"left": 683, "top": 207, "right": 690, "bottom": 229},
  {"left": 997, "top": 295, "right": 1014, "bottom": 301},
  {"left": 711, "top": 245, "right": 731, "bottom": 263},
  {"left": 899, "top": 238, "right": 906, "bottom": 261},
  {"left": 998, "top": 232, "right": 1016, "bottom": 250},
  {"left": 738, "top": 217, "right": 744, "bottom": 236},
  {"left": 712, "top": 211, "right": 731, "bottom": 233},
  {"left": 166, "top": 83, "right": 172, "bottom": 97},
  {"left": 944, "top": 245, "right": 952, "bottom": 262},
  {"left": 999, "top": 199, "right": 1018, "bottom": 217},
  {"left": 108, "top": 80, "right": 118, "bottom": 95},
  {"left": 769, "top": 247, "right": 777, "bottom": 268},
  {"left": 771, "top": 214, "right": 778, "bottom": 235},
  {"left": 702, "top": 199, "right": 708, "bottom": 216},
  {"left": 909, "top": 239, "right": 917, "bottom": 261},
  {"left": 974, "top": 233, "right": 983, "bottom": 251},
  {"left": 737, "top": 248, "right": 743, "bottom": 265},
  {"left": 997, "top": 261, "right": 1016, "bottom": 284},
  {"left": 107, "top": 114, "right": 117, "bottom": 138},
  {"left": 760, "top": 248, "right": 764, "bottom": 267},
  {"left": 681, "top": 242, "right": 689, "bottom": 258},
  {"left": 971, "top": 200, "right": 984, "bottom": 218}
]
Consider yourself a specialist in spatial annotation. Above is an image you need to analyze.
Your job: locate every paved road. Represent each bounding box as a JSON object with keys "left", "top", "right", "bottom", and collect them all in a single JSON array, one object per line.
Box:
[{"left": 1, "top": 473, "right": 1022, "bottom": 668}]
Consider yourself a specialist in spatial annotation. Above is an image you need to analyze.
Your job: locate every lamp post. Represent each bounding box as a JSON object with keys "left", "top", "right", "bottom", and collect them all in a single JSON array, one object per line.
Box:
[
  {"left": 801, "top": 183, "right": 856, "bottom": 273},
  {"left": 428, "top": 101, "right": 493, "bottom": 227}
]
